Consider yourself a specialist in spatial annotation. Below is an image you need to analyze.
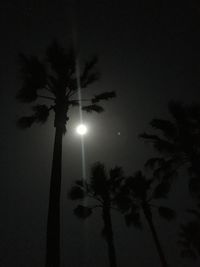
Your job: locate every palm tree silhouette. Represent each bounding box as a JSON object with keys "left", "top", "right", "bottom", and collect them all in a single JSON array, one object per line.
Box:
[
  {"left": 68, "top": 162, "right": 124, "bottom": 267},
  {"left": 179, "top": 202, "right": 200, "bottom": 260},
  {"left": 116, "top": 171, "right": 175, "bottom": 267},
  {"left": 16, "top": 41, "right": 116, "bottom": 267},
  {"left": 140, "top": 101, "right": 200, "bottom": 198}
]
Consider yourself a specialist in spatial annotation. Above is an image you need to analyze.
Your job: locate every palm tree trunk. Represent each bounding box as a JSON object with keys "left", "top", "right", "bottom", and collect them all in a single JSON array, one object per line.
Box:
[
  {"left": 102, "top": 206, "right": 117, "bottom": 267},
  {"left": 45, "top": 125, "right": 63, "bottom": 267},
  {"left": 143, "top": 205, "right": 168, "bottom": 267}
]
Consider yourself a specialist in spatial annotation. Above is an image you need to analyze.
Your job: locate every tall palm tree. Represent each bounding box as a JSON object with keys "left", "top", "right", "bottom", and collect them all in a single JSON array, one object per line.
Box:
[
  {"left": 115, "top": 171, "right": 175, "bottom": 267},
  {"left": 68, "top": 162, "right": 124, "bottom": 267},
  {"left": 16, "top": 41, "right": 116, "bottom": 267},
  {"left": 140, "top": 101, "right": 200, "bottom": 198}
]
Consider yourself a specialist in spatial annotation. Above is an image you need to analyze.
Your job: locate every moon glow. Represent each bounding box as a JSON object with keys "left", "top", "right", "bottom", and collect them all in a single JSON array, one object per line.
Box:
[{"left": 76, "top": 124, "right": 88, "bottom": 135}]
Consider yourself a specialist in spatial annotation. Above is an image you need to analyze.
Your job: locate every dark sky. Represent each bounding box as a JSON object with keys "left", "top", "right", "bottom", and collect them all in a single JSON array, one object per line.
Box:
[{"left": 0, "top": 0, "right": 200, "bottom": 266}]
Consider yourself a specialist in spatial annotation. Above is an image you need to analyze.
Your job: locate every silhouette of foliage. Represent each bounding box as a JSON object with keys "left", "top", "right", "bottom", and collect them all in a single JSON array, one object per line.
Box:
[
  {"left": 17, "top": 105, "right": 50, "bottom": 129},
  {"left": 68, "top": 184, "right": 86, "bottom": 200},
  {"left": 68, "top": 163, "right": 124, "bottom": 211},
  {"left": 82, "top": 104, "right": 104, "bottom": 113},
  {"left": 92, "top": 91, "right": 116, "bottom": 104},
  {"left": 17, "top": 40, "right": 116, "bottom": 132},
  {"left": 68, "top": 162, "right": 124, "bottom": 267},
  {"left": 17, "top": 41, "right": 116, "bottom": 267},
  {"left": 80, "top": 56, "right": 100, "bottom": 88},
  {"left": 17, "top": 116, "right": 36, "bottom": 129},
  {"left": 140, "top": 101, "right": 200, "bottom": 198},
  {"left": 179, "top": 203, "right": 200, "bottom": 260},
  {"left": 115, "top": 170, "right": 174, "bottom": 267},
  {"left": 17, "top": 54, "right": 47, "bottom": 102},
  {"left": 117, "top": 171, "right": 175, "bottom": 225},
  {"left": 32, "top": 105, "right": 50, "bottom": 123}
]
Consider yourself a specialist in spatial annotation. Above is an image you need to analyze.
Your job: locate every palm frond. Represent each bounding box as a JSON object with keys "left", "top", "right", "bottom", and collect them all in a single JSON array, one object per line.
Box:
[
  {"left": 17, "top": 54, "right": 47, "bottom": 103},
  {"left": 92, "top": 91, "right": 116, "bottom": 104},
  {"left": 17, "top": 86, "right": 38, "bottom": 103},
  {"left": 32, "top": 105, "right": 50, "bottom": 123},
  {"left": 150, "top": 119, "right": 177, "bottom": 140},
  {"left": 68, "top": 185, "right": 85, "bottom": 200},
  {"left": 82, "top": 104, "right": 104, "bottom": 113},
  {"left": 17, "top": 105, "right": 50, "bottom": 129},
  {"left": 140, "top": 133, "right": 176, "bottom": 154},
  {"left": 139, "top": 132, "right": 160, "bottom": 141},
  {"left": 17, "top": 116, "right": 36, "bottom": 129},
  {"left": 81, "top": 72, "right": 100, "bottom": 88},
  {"left": 80, "top": 56, "right": 99, "bottom": 88}
]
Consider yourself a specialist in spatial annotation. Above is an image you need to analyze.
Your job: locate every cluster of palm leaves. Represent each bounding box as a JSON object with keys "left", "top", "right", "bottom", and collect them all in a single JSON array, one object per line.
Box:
[
  {"left": 140, "top": 101, "right": 200, "bottom": 260},
  {"left": 140, "top": 101, "right": 200, "bottom": 198},
  {"left": 69, "top": 163, "right": 123, "bottom": 267},
  {"left": 17, "top": 41, "right": 116, "bottom": 132},
  {"left": 68, "top": 163, "right": 175, "bottom": 267}
]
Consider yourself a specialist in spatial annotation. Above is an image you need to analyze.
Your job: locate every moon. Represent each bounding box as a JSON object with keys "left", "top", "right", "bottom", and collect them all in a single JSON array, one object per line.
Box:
[{"left": 76, "top": 124, "right": 88, "bottom": 135}]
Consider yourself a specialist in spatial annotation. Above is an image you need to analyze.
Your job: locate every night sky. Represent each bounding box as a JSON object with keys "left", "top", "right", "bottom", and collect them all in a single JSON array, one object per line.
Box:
[{"left": 0, "top": 0, "right": 200, "bottom": 266}]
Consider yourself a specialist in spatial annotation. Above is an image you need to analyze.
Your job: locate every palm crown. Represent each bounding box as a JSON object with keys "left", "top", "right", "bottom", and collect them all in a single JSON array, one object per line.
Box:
[
  {"left": 140, "top": 101, "right": 200, "bottom": 197},
  {"left": 115, "top": 171, "right": 175, "bottom": 267},
  {"left": 68, "top": 162, "right": 124, "bottom": 220},
  {"left": 115, "top": 171, "right": 175, "bottom": 227},
  {"left": 68, "top": 162, "right": 124, "bottom": 267},
  {"left": 17, "top": 41, "right": 115, "bottom": 132}
]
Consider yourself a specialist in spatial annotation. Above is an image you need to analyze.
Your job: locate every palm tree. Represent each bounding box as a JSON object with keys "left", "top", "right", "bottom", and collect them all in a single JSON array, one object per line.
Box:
[
  {"left": 16, "top": 41, "right": 116, "bottom": 267},
  {"left": 178, "top": 202, "right": 200, "bottom": 260},
  {"left": 115, "top": 171, "right": 175, "bottom": 267},
  {"left": 68, "top": 162, "right": 124, "bottom": 267},
  {"left": 140, "top": 101, "right": 200, "bottom": 198}
]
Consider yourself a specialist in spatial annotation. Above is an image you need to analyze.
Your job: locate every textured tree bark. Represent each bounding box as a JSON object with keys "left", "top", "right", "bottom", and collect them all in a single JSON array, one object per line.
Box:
[
  {"left": 143, "top": 205, "right": 168, "bottom": 267},
  {"left": 45, "top": 125, "right": 63, "bottom": 267},
  {"left": 102, "top": 205, "right": 117, "bottom": 267}
]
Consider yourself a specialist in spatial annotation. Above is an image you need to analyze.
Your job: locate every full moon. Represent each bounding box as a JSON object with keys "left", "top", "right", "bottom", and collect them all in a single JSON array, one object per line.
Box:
[{"left": 76, "top": 124, "right": 88, "bottom": 135}]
